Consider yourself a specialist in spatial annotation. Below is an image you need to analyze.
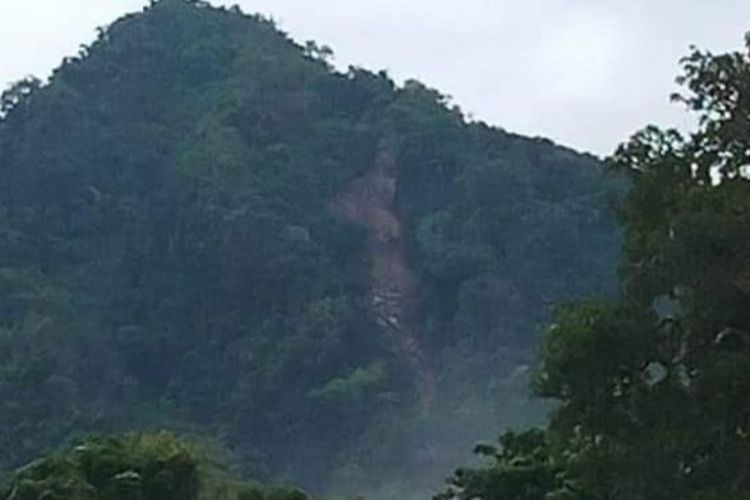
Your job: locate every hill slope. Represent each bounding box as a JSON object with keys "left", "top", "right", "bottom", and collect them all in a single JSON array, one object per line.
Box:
[{"left": 0, "top": 0, "right": 621, "bottom": 495}]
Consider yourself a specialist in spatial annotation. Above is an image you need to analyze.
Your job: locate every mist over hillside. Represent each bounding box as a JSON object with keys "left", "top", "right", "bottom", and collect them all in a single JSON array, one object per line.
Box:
[{"left": 0, "top": 0, "right": 622, "bottom": 497}]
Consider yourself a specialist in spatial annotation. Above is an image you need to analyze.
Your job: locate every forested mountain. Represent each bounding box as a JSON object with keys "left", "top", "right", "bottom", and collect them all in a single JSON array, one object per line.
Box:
[{"left": 0, "top": 0, "right": 621, "bottom": 497}]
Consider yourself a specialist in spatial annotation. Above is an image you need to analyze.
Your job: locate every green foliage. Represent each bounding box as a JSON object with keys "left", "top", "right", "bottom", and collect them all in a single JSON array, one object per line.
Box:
[
  {"left": 437, "top": 429, "right": 554, "bottom": 500},
  {"left": 1, "top": 433, "right": 312, "bottom": 500},
  {"left": 0, "top": 0, "right": 390, "bottom": 484},
  {"left": 2, "top": 433, "right": 199, "bottom": 500},
  {"left": 0, "top": 0, "right": 620, "bottom": 494},
  {"left": 436, "top": 429, "right": 596, "bottom": 500},
  {"left": 442, "top": 33, "right": 750, "bottom": 500},
  {"left": 308, "top": 362, "right": 386, "bottom": 402}
]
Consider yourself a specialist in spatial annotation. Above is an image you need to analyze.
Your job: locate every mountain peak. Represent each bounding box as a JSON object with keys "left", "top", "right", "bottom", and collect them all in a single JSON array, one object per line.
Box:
[{"left": 0, "top": 3, "right": 621, "bottom": 496}]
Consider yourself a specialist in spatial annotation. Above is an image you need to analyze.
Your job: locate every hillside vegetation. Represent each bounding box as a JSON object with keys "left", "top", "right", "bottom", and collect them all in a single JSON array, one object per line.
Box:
[{"left": 0, "top": 0, "right": 620, "bottom": 495}]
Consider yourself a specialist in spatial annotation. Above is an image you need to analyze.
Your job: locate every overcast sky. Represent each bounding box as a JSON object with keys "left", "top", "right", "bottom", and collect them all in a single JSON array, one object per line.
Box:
[{"left": 1, "top": 1, "right": 748, "bottom": 156}]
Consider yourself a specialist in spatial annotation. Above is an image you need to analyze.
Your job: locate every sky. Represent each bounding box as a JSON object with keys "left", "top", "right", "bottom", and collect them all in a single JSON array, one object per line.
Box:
[{"left": 1, "top": 1, "right": 748, "bottom": 156}]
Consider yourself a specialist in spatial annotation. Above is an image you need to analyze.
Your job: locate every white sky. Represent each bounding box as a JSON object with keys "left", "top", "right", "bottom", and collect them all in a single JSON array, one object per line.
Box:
[{"left": 1, "top": 0, "right": 748, "bottom": 156}]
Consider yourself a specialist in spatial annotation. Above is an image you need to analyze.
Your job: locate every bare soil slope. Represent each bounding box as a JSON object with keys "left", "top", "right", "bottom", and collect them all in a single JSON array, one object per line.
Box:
[{"left": 333, "top": 141, "right": 436, "bottom": 408}]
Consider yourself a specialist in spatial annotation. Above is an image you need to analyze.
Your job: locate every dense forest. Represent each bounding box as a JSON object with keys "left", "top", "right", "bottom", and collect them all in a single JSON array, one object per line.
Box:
[
  {"left": 4, "top": 1, "right": 750, "bottom": 500},
  {"left": 0, "top": 0, "right": 634, "bottom": 498}
]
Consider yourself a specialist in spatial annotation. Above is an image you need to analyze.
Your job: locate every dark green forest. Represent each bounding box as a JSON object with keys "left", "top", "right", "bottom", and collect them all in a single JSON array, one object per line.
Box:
[{"left": 21, "top": 0, "right": 750, "bottom": 499}]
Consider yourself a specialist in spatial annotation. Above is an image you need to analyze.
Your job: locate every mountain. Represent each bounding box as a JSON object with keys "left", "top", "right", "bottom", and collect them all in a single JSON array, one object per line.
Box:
[{"left": 0, "top": 0, "right": 622, "bottom": 496}]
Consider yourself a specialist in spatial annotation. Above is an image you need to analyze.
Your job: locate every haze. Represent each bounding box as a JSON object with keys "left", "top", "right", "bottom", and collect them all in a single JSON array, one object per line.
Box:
[{"left": 1, "top": 0, "right": 748, "bottom": 155}]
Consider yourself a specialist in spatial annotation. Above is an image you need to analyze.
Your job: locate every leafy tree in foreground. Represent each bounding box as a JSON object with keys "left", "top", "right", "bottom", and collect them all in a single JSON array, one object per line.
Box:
[
  {"left": 0, "top": 432, "right": 311, "bottom": 500},
  {"left": 435, "top": 429, "right": 570, "bottom": 500},
  {"left": 439, "top": 33, "right": 750, "bottom": 500}
]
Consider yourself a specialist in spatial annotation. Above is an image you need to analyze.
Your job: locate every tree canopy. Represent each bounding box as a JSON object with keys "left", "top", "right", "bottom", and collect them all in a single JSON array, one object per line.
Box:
[{"left": 1, "top": 432, "right": 311, "bottom": 500}]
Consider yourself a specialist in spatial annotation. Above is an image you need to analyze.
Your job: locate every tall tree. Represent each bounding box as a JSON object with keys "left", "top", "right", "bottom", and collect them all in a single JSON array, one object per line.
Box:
[{"left": 439, "top": 33, "right": 750, "bottom": 500}]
